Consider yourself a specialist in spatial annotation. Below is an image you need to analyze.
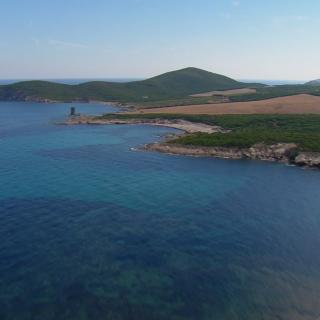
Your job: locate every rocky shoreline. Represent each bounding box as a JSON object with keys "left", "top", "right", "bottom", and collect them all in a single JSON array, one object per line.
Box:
[
  {"left": 64, "top": 115, "right": 320, "bottom": 169},
  {"left": 145, "top": 142, "right": 320, "bottom": 168},
  {"left": 2, "top": 96, "right": 131, "bottom": 108},
  {"left": 64, "top": 115, "right": 228, "bottom": 134}
]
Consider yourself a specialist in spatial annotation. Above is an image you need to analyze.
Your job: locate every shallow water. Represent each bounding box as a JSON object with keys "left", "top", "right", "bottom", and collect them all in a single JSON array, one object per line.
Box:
[{"left": 0, "top": 102, "right": 320, "bottom": 320}]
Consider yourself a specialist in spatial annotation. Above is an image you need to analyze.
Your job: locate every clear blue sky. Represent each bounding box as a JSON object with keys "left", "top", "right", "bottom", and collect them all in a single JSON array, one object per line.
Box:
[{"left": 1, "top": 0, "right": 319, "bottom": 80}]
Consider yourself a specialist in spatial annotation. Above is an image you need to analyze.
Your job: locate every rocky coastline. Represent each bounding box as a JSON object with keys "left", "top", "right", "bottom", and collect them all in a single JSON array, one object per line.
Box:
[
  {"left": 145, "top": 142, "right": 320, "bottom": 168},
  {"left": 1, "top": 95, "right": 131, "bottom": 108},
  {"left": 64, "top": 115, "right": 228, "bottom": 134},
  {"left": 1, "top": 95, "right": 59, "bottom": 103},
  {"left": 64, "top": 115, "right": 320, "bottom": 169}
]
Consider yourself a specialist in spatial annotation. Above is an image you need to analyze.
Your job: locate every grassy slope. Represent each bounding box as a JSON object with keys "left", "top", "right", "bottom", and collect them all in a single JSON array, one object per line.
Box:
[
  {"left": 2, "top": 67, "right": 319, "bottom": 105},
  {"left": 229, "top": 85, "right": 320, "bottom": 102},
  {"left": 0, "top": 68, "right": 260, "bottom": 102},
  {"left": 99, "top": 113, "right": 320, "bottom": 152},
  {"left": 134, "top": 96, "right": 226, "bottom": 108},
  {"left": 305, "top": 79, "right": 320, "bottom": 86}
]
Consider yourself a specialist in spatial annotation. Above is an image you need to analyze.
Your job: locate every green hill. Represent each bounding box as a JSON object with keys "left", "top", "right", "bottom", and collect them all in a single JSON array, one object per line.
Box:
[
  {"left": 136, "top": 67, "right": 253, "bottom": 95},
  {"left": 0, "top": 67, "right": 261, "bottom": 103},
  {"left": 305, "top": 79, "right": 320, "bottom": 86}
]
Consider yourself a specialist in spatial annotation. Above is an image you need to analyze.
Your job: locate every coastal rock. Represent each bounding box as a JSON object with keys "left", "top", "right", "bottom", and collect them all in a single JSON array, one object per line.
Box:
[
  {"left": 145, "top": 143, "right": 299, "bottom": 163},
  {"left": 245, "top": 143, "right": 298, "bottom": 162},
  {"left": 145, "top": 144, "right": 244, "bottom": 158},
  {"left": 65, "top": 116, "right": 226, "bottom": 134},
  {"left": 65, "top": 115, "right": 320, "bottom": 169},
  {"left": 294, "top": 152, "right": 320, "bottom": 167}
]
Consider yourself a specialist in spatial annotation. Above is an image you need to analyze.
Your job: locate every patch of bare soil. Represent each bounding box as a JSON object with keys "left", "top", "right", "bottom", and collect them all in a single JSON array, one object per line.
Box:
[{"left": 190, "top": 88, "right": 257, "bottom": 97}]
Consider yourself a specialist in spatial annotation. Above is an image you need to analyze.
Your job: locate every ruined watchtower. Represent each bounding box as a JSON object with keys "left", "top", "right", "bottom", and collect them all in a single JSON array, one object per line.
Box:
[{"left": 70, "top": 106, "right": 76, "bottom": 116}]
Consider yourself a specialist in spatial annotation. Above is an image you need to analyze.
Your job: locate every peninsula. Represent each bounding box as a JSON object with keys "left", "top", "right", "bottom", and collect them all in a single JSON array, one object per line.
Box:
[{"left": 66, "top": 113, "right": 320, "bottom": 168}]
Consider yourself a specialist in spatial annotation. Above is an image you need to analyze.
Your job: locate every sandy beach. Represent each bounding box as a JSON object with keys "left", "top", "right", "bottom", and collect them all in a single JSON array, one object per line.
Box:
[{"left": 64, "top": 116, "right": 227, "bottom": 134}]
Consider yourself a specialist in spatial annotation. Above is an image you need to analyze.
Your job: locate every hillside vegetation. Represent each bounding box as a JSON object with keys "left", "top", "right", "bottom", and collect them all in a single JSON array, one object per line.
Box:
[
  {"left": 229, "top": 85, "right": 320, "bottom": 102},
  {"left": 99, "top": 113, "right": 320, "bottom": 152},
  {"left": 0, "top": 68, "right": 259, "bottom": 103},
  {"left": 171, "top": 114, "right": 320, "bottom": 152},
  {"left": 2, "top": 67, "right": 320, "bottom": 105},
  {"left": 305, "top": 79, "right": 320, "bottom": 86}
]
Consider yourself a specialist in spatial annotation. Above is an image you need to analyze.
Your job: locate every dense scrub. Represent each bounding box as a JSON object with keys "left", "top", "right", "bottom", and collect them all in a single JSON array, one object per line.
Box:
[
  {"left": 172, "top": 114, "right": 320, "bottom": 151},
  {"left": 100, "top": 113, "right": 320, "bottom": 151},
  {"left": 229, "top": 85, "right": 320, "bottom": 102},
  {"left": 170, "top": 130, "right": 320, "bottom": 151},
  {"left": 0, "top": 68, "right": 258, "bottom": 103}
]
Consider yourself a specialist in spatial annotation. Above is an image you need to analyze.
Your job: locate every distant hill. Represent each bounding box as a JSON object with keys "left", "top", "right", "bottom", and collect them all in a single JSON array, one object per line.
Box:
[
  {"left": 305, "top": 79, "right": 320, "bottom": 86},
  {"left": 0, "top": 67, "right": 262, "bottom": 103}
]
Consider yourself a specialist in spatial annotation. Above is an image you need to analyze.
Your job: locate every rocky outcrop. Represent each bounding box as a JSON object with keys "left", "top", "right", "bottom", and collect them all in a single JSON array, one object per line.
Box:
[
  {"left": 243, "top": 143, "right": 298, "bottom": 162},
  {"left": 146, "top": 143, "right": 245, "bottom": 158},
  {"left": 294, "top": 152, "right": 320, "bottom": 168},
  {"left": 24, "top": 96, "right": 58, "bottom": 103},
  {"left": 145, "top": 143, "right": 299, "bottom": 163},
  {"left": 0, "top": 91, "right": 56, "bottom": 103},
  {"left": 146, "top": 142, "right": 320, "bottom": 168}
]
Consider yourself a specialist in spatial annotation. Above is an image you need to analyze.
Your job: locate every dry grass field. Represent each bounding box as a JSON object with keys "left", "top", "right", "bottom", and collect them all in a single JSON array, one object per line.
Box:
[{"left": 138, "top": 94, "right": 320, "bottom": 115}]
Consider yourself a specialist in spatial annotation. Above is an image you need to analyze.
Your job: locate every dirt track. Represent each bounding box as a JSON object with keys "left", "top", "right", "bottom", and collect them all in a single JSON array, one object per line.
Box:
[{"left": 139, "top": 94, "right": 320, "bottom": 115}]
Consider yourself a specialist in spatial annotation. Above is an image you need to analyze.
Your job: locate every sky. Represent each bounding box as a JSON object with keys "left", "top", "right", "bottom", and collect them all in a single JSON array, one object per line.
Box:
[{"left": 0, "top": 0, "right": 319, "bottom": 80}]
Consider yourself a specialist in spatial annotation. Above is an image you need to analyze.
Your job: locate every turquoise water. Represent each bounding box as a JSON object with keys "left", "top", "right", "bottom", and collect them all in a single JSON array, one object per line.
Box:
[{"left": 1, "top": 102, "right": 320, "bottom": 320}]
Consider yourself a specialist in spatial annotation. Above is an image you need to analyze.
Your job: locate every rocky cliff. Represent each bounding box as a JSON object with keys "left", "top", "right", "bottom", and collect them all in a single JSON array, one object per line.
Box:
[
  {"left": 294, "top": 152, "right": 320, "bottom": 168},
  {"left": 145, "top": 142, "right": 320, "bottom": 168}
]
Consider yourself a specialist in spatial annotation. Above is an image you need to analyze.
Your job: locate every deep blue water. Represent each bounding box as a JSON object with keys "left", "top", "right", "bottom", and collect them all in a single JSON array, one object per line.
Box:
[{"left": 0, "top": 102, "right": 320, "bottom": 320}]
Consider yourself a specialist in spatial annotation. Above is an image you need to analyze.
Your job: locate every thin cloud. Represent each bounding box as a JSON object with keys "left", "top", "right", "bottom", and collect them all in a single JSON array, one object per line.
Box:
[
  {"left": 48, "top": 39, "right": 88, "bottom": 48},
  {"left": 232, "top": 1, "right": 240, "bottom": 7}
]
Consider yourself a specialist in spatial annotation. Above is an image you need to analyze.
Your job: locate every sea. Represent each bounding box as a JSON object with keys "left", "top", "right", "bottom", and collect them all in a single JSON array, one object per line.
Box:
[{"left": 0, "top": 101, "right": 320, "bottom": 319}]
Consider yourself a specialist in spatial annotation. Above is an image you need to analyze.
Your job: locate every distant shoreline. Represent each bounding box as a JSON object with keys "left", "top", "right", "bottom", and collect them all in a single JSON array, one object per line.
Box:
[{"left": 1, "top": 67, "right": 319, "bottom": 109}]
